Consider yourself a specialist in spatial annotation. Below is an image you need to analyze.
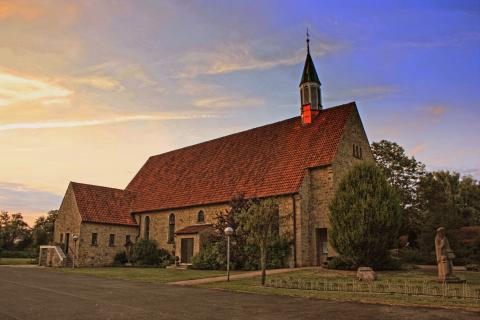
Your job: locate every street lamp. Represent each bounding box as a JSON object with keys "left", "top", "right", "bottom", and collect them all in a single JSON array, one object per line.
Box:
[
  {"left": 72, "top": 234, "right": 78, "bottom": 269},
  {"left": 224, "top": 227, "right": 234, "bottom": 281}
]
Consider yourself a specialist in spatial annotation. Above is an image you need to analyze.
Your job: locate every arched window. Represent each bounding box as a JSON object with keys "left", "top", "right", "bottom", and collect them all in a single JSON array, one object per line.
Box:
[
  {"left": 197, "top": 210, "right": 205, "bottom": 223},
  {"left": 144, "top": 216, "right": 150, "bottom": 240},
  {"left": 168, "top": 213, "right": 175, "bottom": 243}
]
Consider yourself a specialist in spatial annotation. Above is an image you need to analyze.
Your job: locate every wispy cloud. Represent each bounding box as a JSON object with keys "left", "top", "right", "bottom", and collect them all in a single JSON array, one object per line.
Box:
[
  {"left": 428, "top": 105, "right": 446, "bottom": 117},
  {"left": 0, "top": 71, "right": 72, "bottom": 106},
  {"left": 172, "top": 41, "right": 344, "bottom": 78},
  {"left": 0, "top": 0, "right": 43, "bottom": 21},
  {"left": 194, "top": 97, "right": 264, "bottom": 109},
  {"left": 328, "top": 85, "right": 398, "bottom": 103},
  {"left": 0, "top": 113, "right": 218, "bottom": 131}
]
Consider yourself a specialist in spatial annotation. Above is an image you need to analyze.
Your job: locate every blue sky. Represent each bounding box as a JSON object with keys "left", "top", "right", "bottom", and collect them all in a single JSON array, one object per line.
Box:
[{"left": 0, "top": 0, "right": 479, "bottom": 225}]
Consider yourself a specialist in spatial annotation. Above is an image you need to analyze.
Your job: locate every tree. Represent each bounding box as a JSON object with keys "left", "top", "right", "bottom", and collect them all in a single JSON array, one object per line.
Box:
[
  {"left": 417, "top": 171, "right": 480, "bottom": 252},
  {"left": 243, "top": 199, "right": 280, "bottom": 285},
  {"left": 0, "top": 212, "right": 31, "bottom": 250},
  {"left": 371, "top": 140, "right": 425, "bottom": 238},
  {"left": 32, "top": 210, "right": 58, "bottom": 247},
  {"left": 329, "top": 162, "right": 402, "bottom": 269}
]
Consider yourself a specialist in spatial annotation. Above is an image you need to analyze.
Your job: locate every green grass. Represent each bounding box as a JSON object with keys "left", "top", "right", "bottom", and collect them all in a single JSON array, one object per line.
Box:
[
  {"left": 0, "top": 257, "right": 35, "bottom": 265},
  {"left": 55, "top": 267, "right": 242, "bottom": 283},
  {"left": 199, "top": 268, "right": 480, "bottom": 310}
]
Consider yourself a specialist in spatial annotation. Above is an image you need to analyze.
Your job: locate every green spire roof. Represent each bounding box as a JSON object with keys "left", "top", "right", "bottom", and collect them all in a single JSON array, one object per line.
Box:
[{"left": 300, "top": 51, "right": 320, "bottom": 85}]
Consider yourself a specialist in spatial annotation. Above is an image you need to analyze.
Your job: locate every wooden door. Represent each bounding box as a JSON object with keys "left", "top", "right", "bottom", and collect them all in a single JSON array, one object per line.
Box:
[
  {"left": 316, "top": 228, "right": 328, "bottom": 265},
  {"left": 181, "top": 238, "right": 194, "bottom": 264}
]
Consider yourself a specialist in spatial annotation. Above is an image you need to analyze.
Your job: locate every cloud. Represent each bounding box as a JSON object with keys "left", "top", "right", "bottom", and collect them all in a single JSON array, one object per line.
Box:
[
  {"left": 73, "top": 76, "right": 124, "bottom": 91},
  {"left": 194, "top": 97, "right": 264, "bottom": 109},
  {"left": 0, "top": 181, "right": 62, "bottom": 225},
  {"left": 428, "top": 105, "right": 446, "bottom": 117},
  {"left": 0, "top": 112, "right": 218, "bottom": 131},
  {"left": 410, "top": 144, "right": 426, "bottom": 156},
  {"left": 0, "top": 71, "right": 72, "bottom": 107},
  {"left": 327, "top": 85, "right": 398, "bottom": 103},
  {"left": 172, "top": 40, "right": 343, "bottom": 78},
  {"left": 0, "top": 0, "right": 43, "bottom": 21}
]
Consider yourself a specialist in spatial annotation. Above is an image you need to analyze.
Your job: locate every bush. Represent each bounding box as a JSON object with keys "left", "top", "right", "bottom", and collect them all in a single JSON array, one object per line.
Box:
[
  {"left": 0, "top": 250, "right": 37, "bottom": 258},
  {"left": 191, "top": 235, "right": 291, "bottom": 271},
  {"left": 329, "top": 162, "right": 402, "bottom": 269},
  {"left": 327, "top": 256, "right": 354, "bottom": 270},
  {"left": 130, "top": 240, "right": 173, "bottom": 267},
  {"left": 113, "top": 252, "right": 128, "bottom": 266},
  {"left": 398, "top": 248, "right": 435, "bottom": 265}
]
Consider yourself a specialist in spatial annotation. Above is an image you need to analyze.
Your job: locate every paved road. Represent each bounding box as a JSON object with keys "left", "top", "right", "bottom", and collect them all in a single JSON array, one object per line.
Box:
[{"left": 0, "top": 266, "right": 478, "bottom": 320}]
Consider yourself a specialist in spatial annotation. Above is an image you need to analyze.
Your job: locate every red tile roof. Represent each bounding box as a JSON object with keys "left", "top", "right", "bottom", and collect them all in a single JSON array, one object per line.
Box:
[
  {"left": 71, "top": 182, "right": 137, "bottom": 226},
  {"left": 175, "top": 224, "right": 214, "bottom": 235},
  {"left": 126, "top": 102, "right": 356, "bottom": 213}
]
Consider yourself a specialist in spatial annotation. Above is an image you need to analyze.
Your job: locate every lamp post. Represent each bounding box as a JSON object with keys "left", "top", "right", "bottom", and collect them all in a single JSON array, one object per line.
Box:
[
  {"left": 224, "top": 227, "right": 234, "bottom": 281},
  {"left": 72, "top": 234, "right": 78, "bottom": 269}
]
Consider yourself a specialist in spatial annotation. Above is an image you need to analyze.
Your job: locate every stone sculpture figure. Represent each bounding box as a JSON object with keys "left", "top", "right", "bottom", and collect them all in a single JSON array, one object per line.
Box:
[{"left": 435, "top": 227, "right": 462, "bottom": 283}]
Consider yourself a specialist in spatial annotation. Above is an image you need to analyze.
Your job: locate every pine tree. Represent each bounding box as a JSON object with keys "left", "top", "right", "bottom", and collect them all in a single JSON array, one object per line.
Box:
[{"left": 329, "top": 162, "right": 401, "bottom": 269}]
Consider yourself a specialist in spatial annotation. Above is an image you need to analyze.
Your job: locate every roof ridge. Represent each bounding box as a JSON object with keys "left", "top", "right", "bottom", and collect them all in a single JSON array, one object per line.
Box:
[
  {"left": 70, "top": 181, "right": 135, "bottom": 194},
  {"left": 146, "top": 102, "right": 356, "bottom": 161}
]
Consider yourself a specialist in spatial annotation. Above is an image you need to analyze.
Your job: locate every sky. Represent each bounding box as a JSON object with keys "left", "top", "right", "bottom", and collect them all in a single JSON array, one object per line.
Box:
[{"left": 0, "top": 0, "right": 479, "bottom": 226}]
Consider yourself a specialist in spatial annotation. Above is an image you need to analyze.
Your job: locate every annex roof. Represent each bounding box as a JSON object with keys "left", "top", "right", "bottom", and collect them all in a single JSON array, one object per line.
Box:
[{"left": 70, "top": 182, "right": 137, "bottom": 226}]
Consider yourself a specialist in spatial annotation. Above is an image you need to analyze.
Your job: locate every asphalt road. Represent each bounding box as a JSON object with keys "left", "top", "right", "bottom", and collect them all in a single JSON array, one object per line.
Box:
[{"left": 0, "top": 266, "right": 478, "bottom": 320}]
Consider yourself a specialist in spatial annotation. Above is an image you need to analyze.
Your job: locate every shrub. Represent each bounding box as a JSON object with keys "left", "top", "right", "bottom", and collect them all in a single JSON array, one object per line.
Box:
[
  {"left": 327, "top": 256, "right": 354, "bottom": 270},
  {"left": 329, "top": 162, "right": 402, "bottom": 270},
  {"left": 130, "top": 240, "right": 173, "bottom": 267},
  {"left": 398, "top": 248, "right": 435, "bottom": 265},
  {"left": 113, "top": 252, "right": 128, "bottom": 266},
  {"left": 0, "top": 250, "right": 37, "bottom": 258}
]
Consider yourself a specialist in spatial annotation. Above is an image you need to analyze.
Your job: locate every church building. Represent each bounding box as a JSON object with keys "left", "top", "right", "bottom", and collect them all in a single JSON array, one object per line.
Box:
[{"left": 48, "top": 39, "right": 372, "bottom": 267}]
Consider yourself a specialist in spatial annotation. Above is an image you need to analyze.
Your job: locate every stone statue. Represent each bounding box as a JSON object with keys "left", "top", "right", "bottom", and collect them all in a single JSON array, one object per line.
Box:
[{"left": 435, "top": 227, "right": 463, "bottom": 283}]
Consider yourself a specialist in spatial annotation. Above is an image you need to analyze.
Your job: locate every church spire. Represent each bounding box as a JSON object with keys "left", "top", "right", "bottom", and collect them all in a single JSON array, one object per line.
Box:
[{"left": 300, "top": 29, "right": 322, "bottom": 124}]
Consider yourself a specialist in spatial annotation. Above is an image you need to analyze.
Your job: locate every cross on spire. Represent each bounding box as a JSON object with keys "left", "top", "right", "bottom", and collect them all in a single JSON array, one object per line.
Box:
[{"left": 306, "top": 28, "right": 310, "bottom": 53}]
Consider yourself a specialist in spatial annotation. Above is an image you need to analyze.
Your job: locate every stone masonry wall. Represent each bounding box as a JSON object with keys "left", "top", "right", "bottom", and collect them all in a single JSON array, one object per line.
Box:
[
  {"left": 53, "top": 184, "right": 82, "bottom": 257},
  {"left": 78, "top": 223, "right": 138, "bottom": 267},
  {"left": 136, "top": 195, "right": 295, "bottom": 264}
]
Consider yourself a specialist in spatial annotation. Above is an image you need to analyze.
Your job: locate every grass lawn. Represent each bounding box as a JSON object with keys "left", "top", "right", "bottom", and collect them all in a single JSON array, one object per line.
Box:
[
  {"left": 55, "top": 267, "right": 242, "bottom": 283},
  {"left": 199, "top": 268, "right": 480, "bottom": 311},
  {"left": 0, "top": 258, "right": 35, "bottom": 265}
]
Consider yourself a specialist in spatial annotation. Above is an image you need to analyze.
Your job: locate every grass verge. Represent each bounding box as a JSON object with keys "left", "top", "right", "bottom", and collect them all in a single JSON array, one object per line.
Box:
[
  {"left": 54, "top": 267, "right": 242, "bottom": 283},
  {"left": 199, "top": 268, "right": 480, "bottom": 311}
]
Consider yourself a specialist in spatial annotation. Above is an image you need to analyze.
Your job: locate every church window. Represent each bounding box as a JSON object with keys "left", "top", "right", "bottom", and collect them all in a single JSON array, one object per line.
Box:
[
  {"left": 60, "top": 233, "right": 64, "bottom": 243},
  {"left": 109, "top": 234, "right": 115, "bottom": 247},
  {"left": 353, "top": 144, "right": 363, "bottom": 159},
  {"left": 168, "top": 213, "right": 175, "bottom": 243},
  {"left": 91, "top": 233, "right": 98, "bottom": 246},
  {"left": 144, "top": 216, "right": 150, "bottom": 240},
  {"left": 197, "top": 210, "right": 205, "bottom": 223}
]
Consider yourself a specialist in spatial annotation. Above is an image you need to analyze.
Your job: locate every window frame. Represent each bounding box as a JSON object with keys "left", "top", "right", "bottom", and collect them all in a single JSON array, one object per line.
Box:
[
  {"left": 168, "top": 213, "right": 175, "bottom": 244},
  {"left": 197, "top": 210, "right": 205, "bottom": 223},
  {"left": 109, "top": 234, "right": 115, "bottom": 247},
  {"left": 91, "top": 233, "right": 98, "bottom": 246}
]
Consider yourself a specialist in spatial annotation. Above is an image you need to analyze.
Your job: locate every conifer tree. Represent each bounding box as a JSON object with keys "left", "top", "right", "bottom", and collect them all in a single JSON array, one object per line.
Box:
[{"left": 329, "top": 162, "right": 401, "bottom": 269}]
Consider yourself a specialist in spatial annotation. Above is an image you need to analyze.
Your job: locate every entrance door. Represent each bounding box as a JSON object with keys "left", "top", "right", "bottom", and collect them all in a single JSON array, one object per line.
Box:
[
  {"left": 180, "top": 238, "right": 194, "bottom": 264},
  {"left": 65, "top": 233, "right": 70, "bottom": 254},
  {"left": 316, "top": 228, "right": 328, "bottom": 265}
]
